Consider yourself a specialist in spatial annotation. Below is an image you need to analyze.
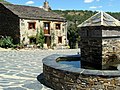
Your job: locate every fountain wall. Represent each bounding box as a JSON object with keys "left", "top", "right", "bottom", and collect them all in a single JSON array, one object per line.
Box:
[{"left": 43, "top": 54, "right": 120, "bottom": 90}]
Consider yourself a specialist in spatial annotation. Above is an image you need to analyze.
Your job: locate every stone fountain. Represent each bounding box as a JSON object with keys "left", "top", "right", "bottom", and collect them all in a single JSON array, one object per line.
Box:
[
  {"left": 40, "top": 12, "right": 120, "bottom": 90},
  {"left": 78, "top": 11, "right": 120, "bottom": 70}
]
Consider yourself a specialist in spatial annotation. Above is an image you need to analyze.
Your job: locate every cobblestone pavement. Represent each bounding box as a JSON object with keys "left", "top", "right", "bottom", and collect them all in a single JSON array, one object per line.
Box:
[{"left": 0, "top": 49, "right": 79, "bottom": 90}]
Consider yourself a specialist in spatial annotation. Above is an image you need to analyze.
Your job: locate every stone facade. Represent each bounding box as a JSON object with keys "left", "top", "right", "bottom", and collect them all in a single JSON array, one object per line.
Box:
[{"left": 20, "top": 19, "right": 67, "bottom": 46}]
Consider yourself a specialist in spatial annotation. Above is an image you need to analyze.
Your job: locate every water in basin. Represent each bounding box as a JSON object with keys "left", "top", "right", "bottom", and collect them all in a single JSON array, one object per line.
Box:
[{"left": 58, "top": 60, "right": 81, "bottom": 68}]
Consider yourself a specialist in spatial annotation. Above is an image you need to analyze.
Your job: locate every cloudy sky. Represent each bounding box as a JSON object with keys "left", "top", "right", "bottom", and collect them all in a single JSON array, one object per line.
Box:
[{"left": 6, "top": 0, "right": 120, "bottom": 12}]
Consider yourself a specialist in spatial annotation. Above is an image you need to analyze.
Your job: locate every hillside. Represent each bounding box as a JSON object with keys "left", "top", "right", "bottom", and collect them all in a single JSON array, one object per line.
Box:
[
  {"left": 0, "top": 0, "right": 10, "bottom": 3},
  {"left": 53, "top": 10, "right": 120, "bottom": 25},
  {"left": 53, "top": 10, "right": 96, "bottom": 24}
]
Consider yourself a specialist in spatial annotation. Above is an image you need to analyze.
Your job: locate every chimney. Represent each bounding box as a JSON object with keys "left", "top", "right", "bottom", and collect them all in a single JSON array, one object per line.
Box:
[{"left": 43, "top": 0, "right": 51, "bottom": 11}]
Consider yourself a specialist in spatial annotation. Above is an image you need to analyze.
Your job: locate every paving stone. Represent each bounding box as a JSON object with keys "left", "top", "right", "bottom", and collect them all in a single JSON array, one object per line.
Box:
[
  {"left": 0, "top": 49, "right": 78, "bottom": 90},
  {"left": 22, "top": 82, "right": 43, "bottom": 90},
  {"left": 4, "top": 87, "right": 26, "bottom": 90}
]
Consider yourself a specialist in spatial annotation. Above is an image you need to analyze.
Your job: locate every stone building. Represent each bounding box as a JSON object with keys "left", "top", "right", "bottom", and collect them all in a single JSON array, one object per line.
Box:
[
  {"left": 78, "top": 12, "right": 120, "bottom": 70},
  {"left": 0, "top": 1, "right": 67, "bottom": 48}
]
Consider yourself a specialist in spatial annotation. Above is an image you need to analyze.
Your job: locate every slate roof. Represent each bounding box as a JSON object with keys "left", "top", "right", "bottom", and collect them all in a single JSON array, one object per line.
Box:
[
  {"left": 78, "top": 12, "right": 120, "bottom": 27},
  {"left": 0, "top": 3, "right": 65, "bottom": 21}
]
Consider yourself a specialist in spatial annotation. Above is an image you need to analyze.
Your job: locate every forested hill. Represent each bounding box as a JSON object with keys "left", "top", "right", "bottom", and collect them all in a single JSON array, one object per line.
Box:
[
  {"left": 53, "top": 10, "right": 120, "bottom": 24},
  {"left": 0, "top": 0, "right": 10, "bottom": 3}
]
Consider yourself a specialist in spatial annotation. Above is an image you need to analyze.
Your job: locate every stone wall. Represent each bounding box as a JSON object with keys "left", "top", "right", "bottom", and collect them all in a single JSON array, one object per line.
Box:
[
  {"left": 43, "top": 64, "right": 120, "bottom": 90},
  {"left": 102, "top": 38, "right": 120, "bottom": 69},
  {"left": 0, "top": 4, "right": 20, "bottom": 44},
  {"left": 80, "top": 37, "right": 102, "bottom": 69},
  {"left": 79, "top": 27, "right": 120, "bottom": 70},
  {"left": 42, "top": 54, "right": 120, "bottom": 90},
  {"left": 80, "top": 27, "right": 102, "bottom": 69}
]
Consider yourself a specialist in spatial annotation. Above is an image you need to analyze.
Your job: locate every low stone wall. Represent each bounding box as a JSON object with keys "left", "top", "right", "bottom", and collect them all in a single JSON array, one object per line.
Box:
[{"left": 42, "top": 54, "right": 120, "bottom": 90}]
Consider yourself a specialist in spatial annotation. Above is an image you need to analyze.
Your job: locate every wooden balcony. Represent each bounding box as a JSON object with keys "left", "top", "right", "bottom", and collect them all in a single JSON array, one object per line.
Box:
[{"left": 44, "top": 29, "right": 50, "bottom": 34}]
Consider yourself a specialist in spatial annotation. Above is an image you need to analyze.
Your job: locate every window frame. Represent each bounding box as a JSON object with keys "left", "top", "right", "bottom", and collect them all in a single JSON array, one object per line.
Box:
[
  {"left": 55, "top": 23, "right": 61, "bottom": 30},
  {"left": 28, "top": 22, "right": 36, "bottom": 30},
  {"left": 44, "top": 22, "right": 50, "bottom": 30}
]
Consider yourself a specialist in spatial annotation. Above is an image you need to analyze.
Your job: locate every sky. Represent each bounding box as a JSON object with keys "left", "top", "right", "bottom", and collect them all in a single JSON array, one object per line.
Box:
[{"left": 6, "top": 0, "right": 120, "bottom": 12}]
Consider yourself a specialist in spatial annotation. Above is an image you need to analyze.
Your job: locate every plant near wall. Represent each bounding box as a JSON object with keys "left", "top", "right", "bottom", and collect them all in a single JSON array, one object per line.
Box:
[
  {"left": 36, "top": 28, "right": 45, "bottom": 49},
  {"left": 28, "top": 35, "right": 36, "bottom": 44},
  {"left": 51, "top": 33, "right": 55, "bottom": 42},
  {"left": 51, "top": 32, "right": 55, "bottom": 46},
  {"left": 0, "top": 36, "right": 14, "bottom": 48},
  {"left": 51, "top": 32, "right": 57, "bottom": 49}
]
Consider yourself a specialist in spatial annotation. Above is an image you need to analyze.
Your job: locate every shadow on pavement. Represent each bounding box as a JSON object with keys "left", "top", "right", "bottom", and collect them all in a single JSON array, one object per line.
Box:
[{"left": 37, "top": 73, "right": 53, "bottom": 89}]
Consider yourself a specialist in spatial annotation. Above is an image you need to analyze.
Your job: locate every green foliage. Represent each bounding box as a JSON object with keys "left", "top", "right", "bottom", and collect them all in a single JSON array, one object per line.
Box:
[
  {"left": 51, "top": 32, "right": 55, "bottom": 43},
  {"left": 53, "top": 10, "right": 96, "bottom": 24},
  {"left": 0, "top": 0, "right": 5, "bottom": 2},
  {"left": 67, "top": 23, "right": 79, "bottom": 48},
  {"left": 0, "top": 36, "right": 14, "bottom": 48},
  {"left": 107, "top": 12, "right": 120, "bottom": 20},
  {"left": 0, "top": 0, "right": 10, "bottom": 3},
  {"left": 28, "top": 35, "right": 36, "bottom": 44},
  {"left": 52, "top": 43, "right": 56, "bottom": 47},
  {"left": 36, "top": 28, "right": 45, "bottom": 49},
  {"left": 52, "top": 43, "right": 56, "bottom": 48}
]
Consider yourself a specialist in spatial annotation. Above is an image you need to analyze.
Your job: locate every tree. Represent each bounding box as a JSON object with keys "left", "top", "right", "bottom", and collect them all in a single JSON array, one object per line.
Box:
[
  {"left": 36, "top": 28, "right": 45, "bottom": 49},
  {"left": 67, "top": 23, "right": 79, "bottom": 49}
]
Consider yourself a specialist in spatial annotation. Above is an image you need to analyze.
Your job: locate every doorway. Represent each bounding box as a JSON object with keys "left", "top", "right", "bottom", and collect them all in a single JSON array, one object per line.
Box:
[
  {"left": 58, "top": 37, "right": 62, "bottom": 43},
  {"left": 29, "top": 37, "right": 36, "bottom": 44},
  {"left": 45, "top": 36, "right": 51, "bottom": 47}
]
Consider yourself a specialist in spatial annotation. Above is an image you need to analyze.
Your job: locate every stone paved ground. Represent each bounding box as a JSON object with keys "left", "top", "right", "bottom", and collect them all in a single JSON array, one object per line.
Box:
[{"left": 0, "top": 49, "right": 79, "bottom": 90}]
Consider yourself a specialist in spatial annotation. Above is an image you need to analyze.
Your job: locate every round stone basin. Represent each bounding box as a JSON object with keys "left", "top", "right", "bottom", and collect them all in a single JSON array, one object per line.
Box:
[{"left": 42, "top": 54, "right": 120, "bottom": 90}]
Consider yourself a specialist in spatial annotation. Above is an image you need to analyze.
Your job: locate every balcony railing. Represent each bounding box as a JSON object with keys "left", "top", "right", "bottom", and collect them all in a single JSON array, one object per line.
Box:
[{"left": 44, "top": 29, "right": 50, "bottom": 34}]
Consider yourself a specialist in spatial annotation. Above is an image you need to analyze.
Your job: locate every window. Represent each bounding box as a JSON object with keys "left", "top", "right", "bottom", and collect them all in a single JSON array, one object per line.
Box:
[
  {"left": 44, "top": 22, "right": 49, "bottom": 30},
  {"left": 56, "top": 24, "right": 61, "bottom": 30},
  {"left": 28, "top": 22, "right": 36, "bottom": 29},
  {"left": 44, "top": 22, "right": 50, "bottom": 34}
]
